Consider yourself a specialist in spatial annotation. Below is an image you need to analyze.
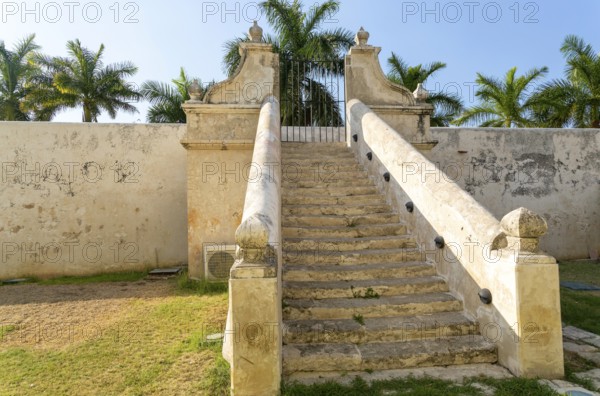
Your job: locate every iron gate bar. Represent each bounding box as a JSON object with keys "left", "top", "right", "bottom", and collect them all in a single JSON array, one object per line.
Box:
[{"left": 280, "top": 58, "right": 346, "bottom": 142}]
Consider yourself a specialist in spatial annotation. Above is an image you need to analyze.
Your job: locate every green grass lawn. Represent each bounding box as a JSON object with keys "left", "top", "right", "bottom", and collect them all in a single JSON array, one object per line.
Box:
[
  {"left": 559, "top": 260, "right": 600, "bottom": 335},
  {"left": 0, "top": 275, "right": 230, "bottom": 396}
]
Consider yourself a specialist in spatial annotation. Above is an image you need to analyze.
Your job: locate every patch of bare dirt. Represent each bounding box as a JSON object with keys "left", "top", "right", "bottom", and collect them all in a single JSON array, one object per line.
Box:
[{"left": 0, "top": 280, "right": 174, "bottom": 350}]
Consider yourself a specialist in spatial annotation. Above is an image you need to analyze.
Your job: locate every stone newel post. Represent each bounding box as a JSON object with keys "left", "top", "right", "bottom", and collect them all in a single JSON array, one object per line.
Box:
[{"left": 494, "top": 207, "right": 564, "bottom": 378}]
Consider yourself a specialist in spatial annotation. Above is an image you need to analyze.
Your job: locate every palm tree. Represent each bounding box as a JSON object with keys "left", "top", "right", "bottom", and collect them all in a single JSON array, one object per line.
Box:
[
  {"left": 532, "top": 35, "right": 600, "bottom": 128},
  {"left": 222, "top": 0, "right": 354, "bottom": 126},
  {"left": 387, "top": 52, "right": 463, "bottom": 127},
  {"left": 453, "top": 66, "right": 548, "bottom": 127},
  {"left": 141, "top": 68, "right": 213, "bottom": 123},
  {"left": 0, "top": 34, "right": 41, "bottom": 121},
  {"left": 28, "top": 39, "right": 140, "bottom": 122}
]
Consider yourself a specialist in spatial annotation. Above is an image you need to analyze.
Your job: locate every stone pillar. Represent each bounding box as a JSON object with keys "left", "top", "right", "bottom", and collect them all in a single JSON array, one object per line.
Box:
[
  {"left": 224, "top": 98, "right": 282, "bottom": 396},
  {"left": 228, "top": 217, "right": 281, "bottom": 396},
  {"left": 497, "top": 208, "right": 564, "bottom": 378},
  {"left": 181, "top": 22, "right": 279, "bottom": 279},
  {"left": 345, "top": 28, "right": 436, "bottom": 150}
]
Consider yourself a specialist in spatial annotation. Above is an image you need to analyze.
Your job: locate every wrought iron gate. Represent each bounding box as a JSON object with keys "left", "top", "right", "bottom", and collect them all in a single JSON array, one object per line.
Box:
[{"left": 279, "top": 58, "right": 346, "bottom": 142}]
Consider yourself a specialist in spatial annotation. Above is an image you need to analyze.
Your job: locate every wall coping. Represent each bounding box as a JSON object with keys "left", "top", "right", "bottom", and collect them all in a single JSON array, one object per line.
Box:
[{"left": 180, "top": 139, "right": 254, "bottom": 150}]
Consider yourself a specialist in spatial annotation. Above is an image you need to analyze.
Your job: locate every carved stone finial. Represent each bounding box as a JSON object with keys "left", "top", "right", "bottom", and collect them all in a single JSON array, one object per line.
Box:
[
  {"left": 413, "top": 83, "right": 429, "bottom": 102},
  {"left": 355, "top": 27, "right": 370, "bottom": 46},
  {"left": 501, "top": 207, "right": 548, "bottom": 253},
  {"left": 235, "top": 214, "right": 270, "bottom": 264},
  {"left": 249, "top": 21, "right": 263, "bottom": 42},
  {"left": 501, "top": 208, "right": 548, "bottom": 238},
  {"left": 188, "top": 79, "right": 202, "bottom": 101}
]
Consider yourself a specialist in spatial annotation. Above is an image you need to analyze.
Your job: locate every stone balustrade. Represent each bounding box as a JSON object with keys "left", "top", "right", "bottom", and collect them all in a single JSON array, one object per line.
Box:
[
  {"left": 347, "top": 98, "right": 564, "bottom": 378},
  {"left": 223, "top": 96, "right": 282, "bottom": 396}
]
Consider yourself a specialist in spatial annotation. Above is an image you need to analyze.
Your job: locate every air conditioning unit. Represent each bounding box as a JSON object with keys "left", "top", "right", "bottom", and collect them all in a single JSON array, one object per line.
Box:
[{"left": 204, "top": 245, "right": 236, "bottom": 281}]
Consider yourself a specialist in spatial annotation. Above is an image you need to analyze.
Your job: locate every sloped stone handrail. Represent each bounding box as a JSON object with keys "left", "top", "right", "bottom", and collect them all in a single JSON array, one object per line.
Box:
[
  {"left": 347, "top": 98, "right": 564, "bottom": 379},
  {"left": 348, "top": 99, "right": 506, "bottom": 250},
  {"left": 224, "top": 96, "right": 282, "bottom": 396},
  {"left": 232, "top": 96, "right": 282, "bottom": 278}
]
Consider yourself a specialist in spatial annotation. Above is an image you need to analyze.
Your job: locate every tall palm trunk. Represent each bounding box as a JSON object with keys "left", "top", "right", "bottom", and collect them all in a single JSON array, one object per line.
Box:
[{"left": 83, "top": 103, "right": 93, "bottom": 122}]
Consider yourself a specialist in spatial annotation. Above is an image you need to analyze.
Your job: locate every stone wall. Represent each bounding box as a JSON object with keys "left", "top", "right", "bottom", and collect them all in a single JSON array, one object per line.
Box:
[
  {"left": 0, "top": 122, "right": 188, "bottom": 279},
  {"left": 429, "top": 128, "right": 600, "bottom": 260}
]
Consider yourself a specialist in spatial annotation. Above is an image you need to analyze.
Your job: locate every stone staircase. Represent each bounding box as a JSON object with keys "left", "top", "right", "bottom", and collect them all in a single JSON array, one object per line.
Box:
[{"left": 281, "top": 142, "right": 497, "bottom": 380}]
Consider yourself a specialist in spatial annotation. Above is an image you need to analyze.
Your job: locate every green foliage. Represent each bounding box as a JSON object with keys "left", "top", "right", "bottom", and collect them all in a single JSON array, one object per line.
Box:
[
  {"left": 351, "top": 286, "right": 380, "bottom": 299},
  {"left": 532, "top": 35, "right": 600, "bottom": 128},
  {"left": 453, "top": 66, "right": 548, "bottom": 127},
  {"left": 0, "top": 34, "right": 42, "bottom": 120},
  {"left": 387, "top": 53, "right": 464, "bottom": 126},
  {"left": 141, "top": 67, "right": 214, "bottom": 123},
  {"left": 352, "top": 314, "right": 365, "bottom": 325},
  {"left": 222, "top": 0, "right": 354, "bottom": 126},
  {"left": 26, "top": 39, "right": 140, "bottom": 122}
]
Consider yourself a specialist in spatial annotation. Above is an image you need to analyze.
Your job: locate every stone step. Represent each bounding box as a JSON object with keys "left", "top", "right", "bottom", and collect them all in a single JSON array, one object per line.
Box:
[
  {"left": 282, "top": 158, "right": 359, "bottom": 166},
  {"left": 283, "top": 235, "right": 416, "bottom": 252},
  {"left": 283, "top": 293, "right": 462, "bottom": 321},
  {"left": 282, "top": 158, "right": 356, "bottom": 165},
  {"left": 283, "top": 311, "right": 478, "bottom": 344},
  {"left": 282, "top": 170, "right": 369, "bottom": 182},
  {"left": 283, "top": 262, "right": 437, "bottom": 282},
  {"left": 282, "top": 336, "right": 497, "bottom": 374},
  {"left": 282, "top": 194, "right": 384, "bottom": 206},
  {"left": 282, "top": 163, "right": 362, "bottom": 172},
  {"left": 283, "top": 223, "right": 407, "bottom": 239},
  {"left": 284, "top": 364, "right": 512, "bottom": 386},
  {"left": 282, "top": 178, "right": 374, "bottom": 189},
  {"left": 283, "top": 204, "right": 392, "bottom": 217},
  {"left": 283, "top": 276, "right": 448, "bottom": 300},
  {"left": 284, "top": 248, "right": 423, "bottom": 266},
  {"left": 282, "top": 185, "right": 378, "bottom": 196},
  {"left": 283, "top": 213, "right": 401, "bottom": 228}
]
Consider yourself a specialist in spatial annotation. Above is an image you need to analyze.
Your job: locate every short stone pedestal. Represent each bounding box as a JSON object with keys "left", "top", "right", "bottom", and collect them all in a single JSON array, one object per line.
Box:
[{"left": 496, "top": 208, "right": 564, "bottom": 378}]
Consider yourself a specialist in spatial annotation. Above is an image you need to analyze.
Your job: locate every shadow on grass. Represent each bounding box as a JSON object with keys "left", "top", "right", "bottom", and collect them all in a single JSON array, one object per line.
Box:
[
  {"left": 282, "top": 376, "right": 559, "bottom": 396},
  {"left": 0, "top": 270, "right": 228, "bottom": 306},
  {"left": 175, "top": 273, "right": 228, "bottom": 295},
  {"left": 38, "top": 271, "right": 149, "bottom": 285},
  {"left": 0, "top": 271, "right": 148, "bottom": 286}
]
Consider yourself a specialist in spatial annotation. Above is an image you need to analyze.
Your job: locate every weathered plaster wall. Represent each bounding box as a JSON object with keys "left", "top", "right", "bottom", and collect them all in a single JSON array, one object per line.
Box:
[
  {"left": 429, "top": 128, "right": 600, "bottom": 260},
  {"left": 182, "top": 40, "right": 279, "bottom": 280},
  {"left": 185, "top": 147, "right": 253, "bottom": 279},
  {"left": 0, "top": 122, "right": 188, "bottom": 279}
]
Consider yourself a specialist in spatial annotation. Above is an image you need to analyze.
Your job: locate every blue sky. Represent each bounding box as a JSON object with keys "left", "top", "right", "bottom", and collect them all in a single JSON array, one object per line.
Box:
[{"left": 2, "top": 0, "right": 599, "bottom": 122}]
